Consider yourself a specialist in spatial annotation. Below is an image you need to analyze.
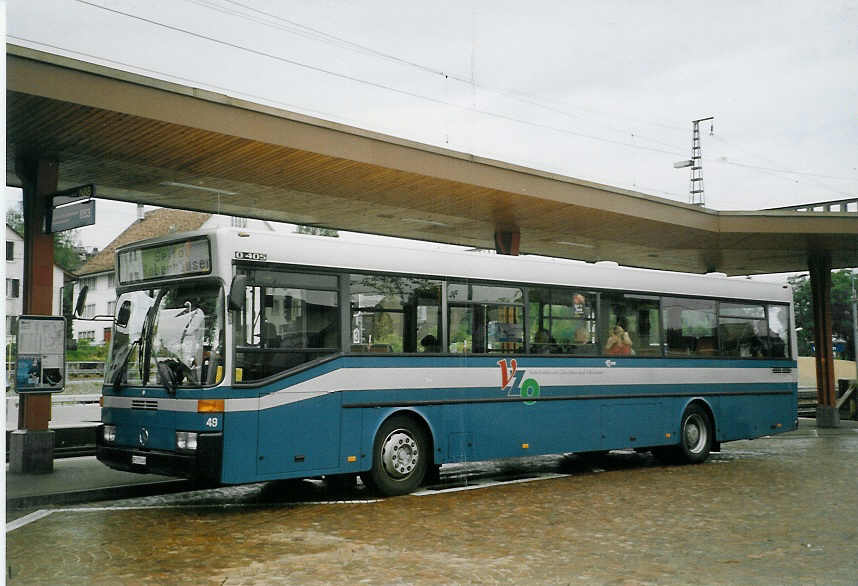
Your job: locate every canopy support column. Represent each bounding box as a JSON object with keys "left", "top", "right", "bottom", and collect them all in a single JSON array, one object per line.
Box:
[
  {"left": 494, "top": 229, "right": 520, "bottom": 256},
  {"left": 9, "top": 157, "right": 58, "bottom": 473},
  {"left": 809, "top": 250, "right": 839, "bottom": 428}
]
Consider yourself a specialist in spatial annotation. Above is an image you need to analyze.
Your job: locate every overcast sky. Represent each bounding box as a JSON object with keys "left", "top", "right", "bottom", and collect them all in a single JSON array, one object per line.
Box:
[{"left": 5, "top": 0, "right": 857, "bottom": 250}]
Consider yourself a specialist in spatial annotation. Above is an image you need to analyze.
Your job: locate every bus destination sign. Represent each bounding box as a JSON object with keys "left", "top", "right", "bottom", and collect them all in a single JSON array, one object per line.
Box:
[{"left": 118, "top": 238, "right": 211, "bottom": 284}]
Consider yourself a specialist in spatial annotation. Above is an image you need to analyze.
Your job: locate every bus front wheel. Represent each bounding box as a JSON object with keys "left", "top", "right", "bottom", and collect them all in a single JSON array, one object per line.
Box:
[{"left": 362, "top": 416, "right": 428, "bottom": 496}]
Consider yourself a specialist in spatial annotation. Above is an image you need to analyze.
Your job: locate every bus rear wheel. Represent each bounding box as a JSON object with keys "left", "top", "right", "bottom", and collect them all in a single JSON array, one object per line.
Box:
[
  {"left": 654, "top": 404, "right": 713, "bottom": 465},
  {"left": 677, "top": 404, "right": 713, "bottom": 464},
  {"left": 362, "top": 416, "right": 428, "bottom": 496}
]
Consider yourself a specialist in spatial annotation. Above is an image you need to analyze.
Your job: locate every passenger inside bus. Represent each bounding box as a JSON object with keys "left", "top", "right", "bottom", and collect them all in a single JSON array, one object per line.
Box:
[
  {"left": 604, "top": 324, "right": 633, "bottom": 355},
  {"left": 531, "top": 328, "right": 559, "bottom": 353},
  {"left": 262, "top": 320, "right": 280, "bottom": 348},
  {"left": 420, "top": 334, "right": 440, "bottom": 352}
]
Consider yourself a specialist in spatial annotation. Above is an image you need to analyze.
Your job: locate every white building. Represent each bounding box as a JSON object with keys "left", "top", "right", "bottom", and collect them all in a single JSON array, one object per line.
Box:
[
  {"left": 5, "top": 224, "right": 66, "bottom": 333},
  {"left": 72, "top": 209, "right": 281, "bottom": 344}
]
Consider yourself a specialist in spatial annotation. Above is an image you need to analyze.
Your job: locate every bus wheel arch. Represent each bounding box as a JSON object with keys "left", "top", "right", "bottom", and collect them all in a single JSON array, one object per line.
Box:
[
  {"left": 685, "top": 398, "right": 717, "bottom": 439},
  {"left": 654, "top": 399, "right": 716, "bottom": 465},
  {"left": 362, "top": 410, "right": 434, "bottom": 496},
  {"left": 677, "top": 400, "right": 715, "bottom": 464}
]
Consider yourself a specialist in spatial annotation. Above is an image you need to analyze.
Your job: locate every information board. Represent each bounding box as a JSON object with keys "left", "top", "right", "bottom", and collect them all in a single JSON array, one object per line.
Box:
[{"left": 15, "top": 315, "right": 66, "bottom": 393}]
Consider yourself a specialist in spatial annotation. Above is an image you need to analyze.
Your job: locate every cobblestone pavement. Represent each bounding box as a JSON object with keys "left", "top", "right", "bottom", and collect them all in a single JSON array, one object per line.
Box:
[{"left": 7, "top": 426, "right": 858, "bottom": 584}]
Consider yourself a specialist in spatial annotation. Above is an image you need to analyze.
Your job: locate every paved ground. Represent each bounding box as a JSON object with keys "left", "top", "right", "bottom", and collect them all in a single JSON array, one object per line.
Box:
[
  {"left": 6, "top": 455, "right": 188, "bottom": 512},
  {"left": 6, "top": 419, "right": 858, "bottom": 584}
]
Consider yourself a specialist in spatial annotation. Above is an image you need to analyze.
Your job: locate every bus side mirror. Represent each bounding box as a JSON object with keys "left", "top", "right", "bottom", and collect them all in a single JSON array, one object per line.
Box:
[
  {"left": 116, "top": 300, "right": 132, "bottom": 328},
  {"left": 228, "top": 275, "right": 247, "bottom": 311},
  {"left": 74, "top": 285, "right": 89, "bottom": 318}
]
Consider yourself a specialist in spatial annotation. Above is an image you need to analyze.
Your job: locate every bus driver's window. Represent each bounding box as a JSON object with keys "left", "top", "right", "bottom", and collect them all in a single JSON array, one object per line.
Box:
[{"left": 234, "top": 269, "right": 339, "bottom": 382}]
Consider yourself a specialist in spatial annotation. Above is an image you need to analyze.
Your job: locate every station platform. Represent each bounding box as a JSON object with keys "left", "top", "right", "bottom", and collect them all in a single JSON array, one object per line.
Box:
[
  {"left": 5, "top": 417, "right": 857, "bottom": 512},
  {"left": 6, "top": 455, "right": 190, "bottom": 511}
]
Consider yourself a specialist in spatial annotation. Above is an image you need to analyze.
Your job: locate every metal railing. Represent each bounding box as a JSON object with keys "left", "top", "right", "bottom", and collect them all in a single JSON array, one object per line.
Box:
[
  {"left": 768, "top": 198, "right": 858, "bottom": 214},
  {"left": 67, "top": 361, "right": 106, "bottom": 376},
  {"left": 6, "top": 361, "right": 105, "bottom": 378}
]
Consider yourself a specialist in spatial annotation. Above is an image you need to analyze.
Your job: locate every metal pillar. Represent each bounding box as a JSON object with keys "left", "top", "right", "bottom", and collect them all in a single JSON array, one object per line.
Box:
[
  {"left": 689, "top": 116, "right": 713, "bottom": 207},
  {"left": 9, "top": 157, "right": 58, "bottom": 473},
  {"left": 809, "top": 251, "right": 839, "bottom": 427},
  {"left": 852, "top": 269, "right": 858, "bottom": 386}
]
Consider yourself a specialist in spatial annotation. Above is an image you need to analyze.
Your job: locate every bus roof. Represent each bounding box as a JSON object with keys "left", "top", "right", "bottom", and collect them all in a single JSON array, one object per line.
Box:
[{"left": 120, "top": 226, "right": 793, "bottom": 303}]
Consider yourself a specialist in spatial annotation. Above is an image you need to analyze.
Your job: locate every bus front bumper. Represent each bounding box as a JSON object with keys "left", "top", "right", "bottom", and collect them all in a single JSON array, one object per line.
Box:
[{"left": 96, "top": 426, "right": 223, "bottom": 485}]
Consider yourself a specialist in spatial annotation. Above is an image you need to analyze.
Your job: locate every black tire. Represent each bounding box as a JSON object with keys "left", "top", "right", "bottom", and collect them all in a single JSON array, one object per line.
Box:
[
  {"left": 325, "top": 474, "right": 357, "bottom": 492},
  {"left": 580, "top": 450, "right": 609, "bottom": 460},
  {"left": 361, "top": 415, "right": 429, "bottom": 496},
  {"left": 676, "top": 404, "right": 713, "bottom": 464},
  {"left": 424, "top": 464, "right": 442, "bottom": 485},
  {"left": 651, "top": 445, "right": 679, "bottom": 464}
]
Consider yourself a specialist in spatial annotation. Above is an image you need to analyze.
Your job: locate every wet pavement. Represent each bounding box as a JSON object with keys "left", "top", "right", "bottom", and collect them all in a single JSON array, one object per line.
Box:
[{"left": 6, "top": 420, "right": 858, "bottom": 584}]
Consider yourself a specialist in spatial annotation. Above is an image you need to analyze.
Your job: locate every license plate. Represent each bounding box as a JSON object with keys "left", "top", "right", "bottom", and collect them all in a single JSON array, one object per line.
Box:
[{"left": 132, "top": 455, "right": 147, "bottom": 466}]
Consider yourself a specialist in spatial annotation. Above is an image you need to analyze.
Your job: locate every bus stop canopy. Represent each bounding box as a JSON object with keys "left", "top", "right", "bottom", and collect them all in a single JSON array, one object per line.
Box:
[{"left": 6, "top": 44, "right": 857, "bottom": 276}]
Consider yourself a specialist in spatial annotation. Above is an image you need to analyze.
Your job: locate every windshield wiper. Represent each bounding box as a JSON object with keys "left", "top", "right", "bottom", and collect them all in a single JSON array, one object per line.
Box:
[
  {"left": 109, "top": 339, "right": 139, "bottom": 391},
  {"left": 140, "top": 290, "right": 168, "bottom": 387}
]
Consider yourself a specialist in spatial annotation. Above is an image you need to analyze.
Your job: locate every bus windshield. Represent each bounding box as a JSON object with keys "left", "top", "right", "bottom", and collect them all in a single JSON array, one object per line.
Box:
[{"left": 105, "top": 280, "right": 225, "bottom": 389}]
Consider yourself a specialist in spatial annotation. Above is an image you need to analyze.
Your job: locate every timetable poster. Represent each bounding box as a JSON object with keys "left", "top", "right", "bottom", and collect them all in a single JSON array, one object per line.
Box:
[{"left": 15, "top": 315, "right": 66, "bottom": 393}]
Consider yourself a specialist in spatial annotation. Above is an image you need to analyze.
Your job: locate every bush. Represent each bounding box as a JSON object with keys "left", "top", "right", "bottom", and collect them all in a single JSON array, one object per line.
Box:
[{"left": 67, "top": 338, "right": 108, "bottom": 362}]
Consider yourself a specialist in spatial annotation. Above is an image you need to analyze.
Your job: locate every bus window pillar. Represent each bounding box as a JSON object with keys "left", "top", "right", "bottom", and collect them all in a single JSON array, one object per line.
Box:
[
  {"left": 809, "top": 250, "right": 839, "bottom": 428},
  {"left": 9, "top": 157, "right": 58, "bottom": 473}
]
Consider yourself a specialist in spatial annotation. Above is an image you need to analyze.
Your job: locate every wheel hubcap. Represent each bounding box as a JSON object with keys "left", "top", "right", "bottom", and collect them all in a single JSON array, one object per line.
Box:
[
  {"left": 381, "top": 429, "right": 419, "bottom": 479},
  {"left": 684, "top": 414, "right": 707, "bottom": 454}
]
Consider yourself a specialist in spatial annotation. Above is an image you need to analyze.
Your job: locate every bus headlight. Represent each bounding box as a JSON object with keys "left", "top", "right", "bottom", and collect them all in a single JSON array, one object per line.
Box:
[
  {"left": 103, "top": 425, "right": 117, "bottom": 443},
  {"left": 176, "top": 431, "right": 198, "bottom": 452}
]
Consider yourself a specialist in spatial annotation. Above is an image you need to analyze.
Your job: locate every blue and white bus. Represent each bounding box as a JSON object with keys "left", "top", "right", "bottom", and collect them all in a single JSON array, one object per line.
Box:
[{"left": 96, "top": 227, "right": 797, "bottom": 495}]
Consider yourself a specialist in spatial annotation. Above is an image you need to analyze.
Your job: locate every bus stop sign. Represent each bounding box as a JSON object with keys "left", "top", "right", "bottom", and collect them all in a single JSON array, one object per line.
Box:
[
  {"left": 49, "top": 199, "right": 96, "bottom": 233},
  {"left": 49, "top": 183, "right": 96, "bottom": 233}
]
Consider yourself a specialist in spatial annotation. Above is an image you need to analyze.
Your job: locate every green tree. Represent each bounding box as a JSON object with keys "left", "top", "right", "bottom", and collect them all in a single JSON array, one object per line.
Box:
[
  {"left": 789, "top": 270, "right": 856, "bottom": 359},
  {"left": 6, "top": 203, "right": 83, "bottom": 272}
]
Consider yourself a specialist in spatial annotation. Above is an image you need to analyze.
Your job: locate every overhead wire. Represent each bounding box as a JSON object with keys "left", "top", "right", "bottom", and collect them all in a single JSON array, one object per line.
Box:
[
  {"left": 187, "top": 0, "right": 691, "bottom": 150},
  {"left": 707, "top": 133, "right": 856, "bottom": 199},
  {"left": 195, "top": 0, "right": 856, "bottom": 189},
  {"left": 65, "top": 0, "right": 690, "bottom": 159},
  {"left": 52, "top": 0, "right": 858, "bottom": 195}
]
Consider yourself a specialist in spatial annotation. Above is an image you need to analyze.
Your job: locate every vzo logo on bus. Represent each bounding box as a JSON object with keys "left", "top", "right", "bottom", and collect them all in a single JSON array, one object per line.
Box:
[{"left": 497, "top": 359, "right": 541, "bottom": 405}]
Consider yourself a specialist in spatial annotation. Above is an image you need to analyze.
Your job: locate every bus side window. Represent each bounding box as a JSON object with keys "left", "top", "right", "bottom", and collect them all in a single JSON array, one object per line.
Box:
[
  {"left": 448, "top": 283, "right": 524, "bottom": 354},
  {"left": 349, "top": 275, "right": 442, "bottom": 353},
  {"left": 601, "top": 293, "right": 662, "bottom": 357},
  {"left": 662, "top": 297, "right": 716, "bottom": 357},
  {"left": 527, "top": 288, "right": 596, "bottom": 355},
  {"left": 448, "top": 305, "right": 473, "bottom": 353},
  {"left": 719, "top": 303, "right": 767, "bottom": 358}
]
